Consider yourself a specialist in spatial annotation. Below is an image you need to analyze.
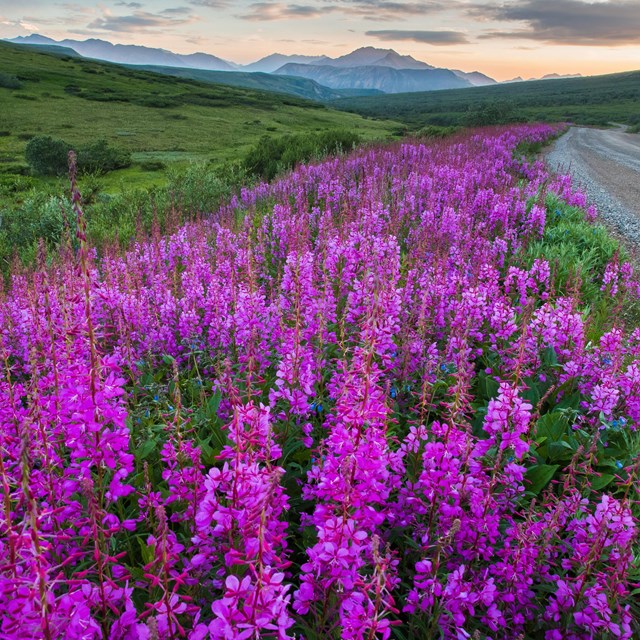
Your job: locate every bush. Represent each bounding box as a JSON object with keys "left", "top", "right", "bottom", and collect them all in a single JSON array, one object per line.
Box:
[
  {"left": 166, "top": 162, "right": 244, "bottom": 214},
  {"left": 25, "top": 136, "right": 71, "bottom": 176},
  {"left": 25, "top": 136, "right": 132, "bottom": 176},
  {"left": 0, "top": 192, "right": 70, "bottom": 268},
  {"left": 244, "top": 129, "right": 361, "bottom": 181},
  {"left": 464, "top": 100, "right": 517, "bottom": 126},
  {"left": 139, "top": 160, "right": 166, "bottom": 172},
  {"left": 416, "top": 125, "right": 459, "bottom": 139},
  {"left": 77, "top": 140, "right": 132, "bottom": 175},
  {"left": 0, "top": 73, "right": 22, "bottom": 90}
]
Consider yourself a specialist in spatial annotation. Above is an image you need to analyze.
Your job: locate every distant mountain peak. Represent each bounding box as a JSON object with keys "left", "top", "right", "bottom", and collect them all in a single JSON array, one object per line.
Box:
[
  {"left": 5, "top": 34, "right": 499, "bottom": 95},
  {"left": 7, "top": 33, "right": 236, "bottom": 71},
  {"left": 9, "top": 34, "right": 56, "bottom": 45},
  {"left": 316, "top": 46, "right": 432, "bottom": 70},
  {"left": 243, "top": 53, "right": 328, "bottom": 73},
  {"left": 276, "top": 62, "right": 472, "bottom": 93}
]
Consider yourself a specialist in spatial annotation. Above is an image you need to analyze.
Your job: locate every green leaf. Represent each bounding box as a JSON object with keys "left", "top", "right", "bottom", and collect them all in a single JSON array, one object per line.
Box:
[
  {"left": 555, "top": 391, "right": 581, "bottom": 412},
  {"left": 590, "top": 473, "right": 615, "bottom": 490},
  {"left": 478, "top": 370, "right": 499, "bottom": 402},
  {"left": 206, "top": 390, "right": 222, "bottom": 419},
  {"left": 542, "top": 346, "right": 559, "bottom": 368},
  {"left": 525, "top": 463, "right": 559, "bottom": 495},
  {"left": 162, "top": 354, "right": 175, "bottom": 366},
  {"left": 523, "top": 384, "right": 541, "bottom": 405},
  {"left": 136, "top": 439, "right": 156, "bottom": 460},
  {"left": 138, "top": 538, "right": 155, "bottom": 565},
  {"left": 547, "top": 440, "right": 575, "bottom": 462},
  {"left": 536, "top": 412, "right": 567, "bottom": 442}
]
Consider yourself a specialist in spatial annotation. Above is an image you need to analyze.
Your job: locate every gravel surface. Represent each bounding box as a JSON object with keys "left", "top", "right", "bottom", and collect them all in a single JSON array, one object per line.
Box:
[{"left": 545, "top": 126, "right": 640, "bottom": 245}]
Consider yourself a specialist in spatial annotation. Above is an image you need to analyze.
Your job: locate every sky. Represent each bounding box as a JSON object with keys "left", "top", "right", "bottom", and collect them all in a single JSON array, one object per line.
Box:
[{"left": 1, "top": 0, "right": 639, "bottom": 80}]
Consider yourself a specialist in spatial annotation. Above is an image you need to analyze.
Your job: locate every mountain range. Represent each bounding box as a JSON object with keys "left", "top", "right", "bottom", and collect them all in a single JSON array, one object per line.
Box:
[
  {"left": 275, "top": 63, "right": 471, "bottom": 93},
  {"left": 506, "top": 73, "right": 583, "bottom": 83},
  {"left": 8, "top": 34, "right": 236, "bottom": 71},
  {"left": 6, "top": 35, "right": 572, "bottom": 97}
]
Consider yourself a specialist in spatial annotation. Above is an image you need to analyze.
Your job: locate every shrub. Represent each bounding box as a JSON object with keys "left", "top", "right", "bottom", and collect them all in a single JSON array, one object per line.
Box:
[
  {"left": 25, "top": 136, "right": 71, "bottom": 176},
  {"left": 0, "top": 72, "right": 22, "bottom": 89},
  {"left": 166, "top": 162, "right": 244, "bottom": 214},
  {"left": 416, "top": 125, "right": 459, "bottom": 139},
  {"left": 244, "top": 129, "right": 361, "bottom": 180},
  {"left": 25, "top": 136, "right": 132, "bottom": 176},
  {"left": 0, "top": 191, "right": 70, "bottom": 266},
  {"left": 464, "top": 100, "right": 517, "bottom": 126},
  {"left": 77, "top": 139, "right": 132, "bottom": 175},
  {"left": 139, "top": 160, "right": 166, "bottom": 172}
]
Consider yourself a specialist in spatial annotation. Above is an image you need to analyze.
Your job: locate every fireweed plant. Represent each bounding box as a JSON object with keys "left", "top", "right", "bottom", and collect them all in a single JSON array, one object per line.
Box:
[{"left": 0, "top": 124, "right": 639, "bottom": 639}]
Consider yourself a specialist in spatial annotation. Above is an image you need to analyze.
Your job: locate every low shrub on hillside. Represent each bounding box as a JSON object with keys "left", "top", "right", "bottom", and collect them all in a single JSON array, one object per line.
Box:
[
  {"left": 25, "top": 136, "right": 72, "bottom": 176},
  {"left": 244, "top": 129, "right": 361, "bottom": 180},
  {"left": 0, "top": 72, "right": 22, "bottom": 89},
  {"left": 464, "top": 100, "right": 518, "bottom": 126},
  {"left": 25, "top": 136, "right": 131, "bottom": 176},
  {"left": 76, "top": 139, "right": 132, "bottom": 175},
  {"left": 416, "top": 124, "right": 459, "bottom": 139}
]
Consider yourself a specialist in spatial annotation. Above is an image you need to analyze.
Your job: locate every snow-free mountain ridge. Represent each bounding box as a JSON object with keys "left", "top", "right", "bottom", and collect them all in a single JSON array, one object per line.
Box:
[
  {"left": 13, "top": 35, "right": 581, "bottom": 95},
  {"left": 275, "top": 63, "right": 471, "bottom": 93},
  {"left": 9, "top": 34, "right": 236, "bottom": 71}
]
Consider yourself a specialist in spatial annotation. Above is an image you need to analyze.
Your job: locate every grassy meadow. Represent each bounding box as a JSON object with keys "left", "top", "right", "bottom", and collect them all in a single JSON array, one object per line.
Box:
[
  {"left": 334, "top": 70, "right": 640, "bottom": 130},
  {"left": 0, "top": 41, "right": 399, "bottom": 270},
  {"left": 0, "top": 42, "right": 397, "bottom": 188}
]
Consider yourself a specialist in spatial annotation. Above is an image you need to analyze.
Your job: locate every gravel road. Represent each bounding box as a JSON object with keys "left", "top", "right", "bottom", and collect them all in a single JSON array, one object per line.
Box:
[{"left": 545, "top": 127, "right": 640, "bottom": 244}]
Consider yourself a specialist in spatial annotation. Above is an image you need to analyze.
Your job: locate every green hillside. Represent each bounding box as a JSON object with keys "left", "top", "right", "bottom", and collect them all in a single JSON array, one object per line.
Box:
[
  {"left": 333, "top": 70, "right": 640, "bottom": 130},
  {"left": 0, "top": 41, "right": 396, "bottom": 180},
  {"left": 130, "top": 65, "right": 382, "bottom": 102}
]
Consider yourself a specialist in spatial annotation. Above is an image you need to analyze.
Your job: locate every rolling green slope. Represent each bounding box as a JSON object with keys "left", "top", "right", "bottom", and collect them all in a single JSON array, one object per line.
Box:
[
  {"left": 0, "top": 41, "right": 396, "bottom": 174},
  {"left": 333, "top": 70, "right": 640, "bottom": 129},
  {"left": 129, "top": 65, "right": 383, "bottom": 102}
]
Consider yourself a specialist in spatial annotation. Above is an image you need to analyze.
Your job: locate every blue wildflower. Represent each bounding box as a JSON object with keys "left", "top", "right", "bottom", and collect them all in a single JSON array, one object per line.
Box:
[{"left": 615, "top": 461, "right": 624, "bottom": 469}]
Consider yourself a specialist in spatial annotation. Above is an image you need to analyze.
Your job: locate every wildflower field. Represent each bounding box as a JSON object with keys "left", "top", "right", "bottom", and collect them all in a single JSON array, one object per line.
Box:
[{"left": 1, "top": 124, "right": 639, "bottom": 639}]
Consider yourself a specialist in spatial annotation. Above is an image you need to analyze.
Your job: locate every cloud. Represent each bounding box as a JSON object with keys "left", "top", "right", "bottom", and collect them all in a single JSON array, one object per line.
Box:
[
  {"left": 239, "top": 0, "right": 446, "bottom": 21},
  {"left": 161, "top": 6, "right": 193, "bottom": 15},
  {"left": 240, "top": 2, "right": 330, "bottom": 21},
  {"left": 115, "top": 1, "right": 144, "bottom": 7},
  {"left": 189, "top": 0, "right": 232, "bottom": 7},
  {"left": 0, "top": 16, "right": 39, "bottom": 32},
  {"left": 86, "top": 9, "right": 197, "bottom": 32},
  {"left": 367, "top": 29, "right": 468, "bottom": 45},
  {"left": 328, "top": 0, "right": 447, "bottom": 19},
  {"left": 59, "top": 3, "right": 96, "bottom": 13},
  {"left": 481, "top": 0, "right": 640, "bottom": 46}
]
